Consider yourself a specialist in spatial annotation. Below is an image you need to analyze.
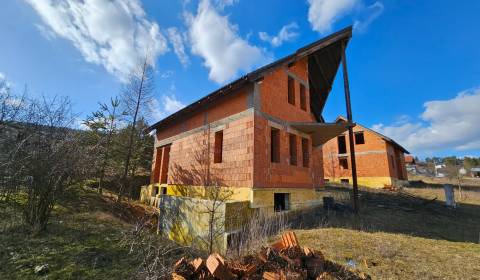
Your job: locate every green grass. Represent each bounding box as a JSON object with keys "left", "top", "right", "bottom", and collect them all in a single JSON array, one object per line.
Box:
[{"left": 0, "top": 187, "right": 165, "bottom": 279}]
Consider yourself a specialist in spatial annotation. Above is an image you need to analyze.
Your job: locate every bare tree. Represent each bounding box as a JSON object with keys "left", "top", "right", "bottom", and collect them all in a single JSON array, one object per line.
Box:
[
  {"left": 118, "top": 56, "right": 154, "bottom": 202},
  {"left": 445, "top": 157, "right": 464, "bottom": 201},
  {"left": 84, "top": 97, "right": 125, "bottom": 194}
]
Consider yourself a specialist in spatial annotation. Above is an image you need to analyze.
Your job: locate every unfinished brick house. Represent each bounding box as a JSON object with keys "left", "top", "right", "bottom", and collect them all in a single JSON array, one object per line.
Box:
[
  {"left": 322, "top": 116, "right": 409, "bottom": 188},
  {"left": 141, "top": 27, "right": 356, "bottom": 249}
]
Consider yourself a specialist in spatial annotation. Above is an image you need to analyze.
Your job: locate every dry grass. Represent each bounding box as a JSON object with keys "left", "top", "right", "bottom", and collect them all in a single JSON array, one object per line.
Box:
[
  {"left": 297, "top": 228, "right": 480, "bottom": 280},
  {"left": 283, "top": 183, "right": 480, "bottom": 279}
]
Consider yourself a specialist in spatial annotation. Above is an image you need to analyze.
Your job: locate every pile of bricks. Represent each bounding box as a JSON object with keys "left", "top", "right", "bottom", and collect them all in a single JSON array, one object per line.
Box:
[{"left": 172, "top": 231, "right": 369, "bottom": 280}]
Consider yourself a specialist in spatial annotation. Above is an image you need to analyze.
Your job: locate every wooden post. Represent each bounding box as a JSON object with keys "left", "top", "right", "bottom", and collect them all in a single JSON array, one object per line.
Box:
[{"left": 341, "top": 41, "right": 359, "bottom": 213}]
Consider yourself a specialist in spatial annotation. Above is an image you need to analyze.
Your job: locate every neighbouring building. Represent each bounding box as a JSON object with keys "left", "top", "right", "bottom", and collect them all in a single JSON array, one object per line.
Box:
[
  {"left": 322, "top": 116, "right": 409, "bottom": 188},
  {"left": 471, "top": 167, "right": 480, "bottom": 178},
  {"left": 404, "top": 155, "right": 417, "bottom": 174},
  {"left": 141, "top": 27, "right": 355, "bottom": 250}
]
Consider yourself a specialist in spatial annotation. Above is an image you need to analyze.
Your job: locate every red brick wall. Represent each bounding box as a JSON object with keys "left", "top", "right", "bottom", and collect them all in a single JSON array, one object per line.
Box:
[
  {"left": 253, "top": 115, "right": 323, "bottom": 188},
  {"left": 260, "top": 57, "right": 317, "bottom": 122},
  {"left": 252, "top": 57, "right": 324, "bottom": 189},
  {"left": 151, "top": 57, "right": 329, "bottom": 190},
  {"left": 167, "top": 114, "right": 254, "bottom": 187},
  {"left": 155, "top": 88, "right": 250, "bottom": 142},
  {"left": 322, "top": 124, "right": 407, "bottom": 180}
]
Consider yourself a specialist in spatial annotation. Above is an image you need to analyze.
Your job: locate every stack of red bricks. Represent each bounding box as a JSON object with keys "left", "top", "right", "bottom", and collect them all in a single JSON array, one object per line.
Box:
[{"left": 172, "top": 231, "right": 369, "bottom": 280}]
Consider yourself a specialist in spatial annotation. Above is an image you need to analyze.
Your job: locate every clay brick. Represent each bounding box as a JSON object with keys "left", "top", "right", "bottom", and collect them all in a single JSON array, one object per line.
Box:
[
  {"left": 303, "top": 246, "right": 315, "bottom": 257},
  {"left": 263, "top": 271, "right": 287, "bottom": 280},
  {"left": 206, "top": 254, "right": 234, "bottom": 280},
  {"left": 281, "top": 231, "right": 299, "bottom": 248},
  {"left": 190, "top": 258, "right": 204, "bottom": 272}
]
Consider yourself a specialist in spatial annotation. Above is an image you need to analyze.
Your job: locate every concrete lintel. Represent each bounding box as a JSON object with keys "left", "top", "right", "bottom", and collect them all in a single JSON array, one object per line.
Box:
[{"left": 284, "top": 68, "right": 309, "bottom": 88}]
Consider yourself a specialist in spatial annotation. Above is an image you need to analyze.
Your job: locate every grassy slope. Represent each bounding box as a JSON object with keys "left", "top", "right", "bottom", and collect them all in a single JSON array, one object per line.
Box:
[{"left": 0, "top": 187, "right": 158, "bottom": 279}]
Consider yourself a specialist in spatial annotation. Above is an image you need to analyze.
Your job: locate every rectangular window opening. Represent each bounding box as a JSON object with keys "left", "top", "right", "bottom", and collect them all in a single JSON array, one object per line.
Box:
[
  {"left": 288, "top": 76, "right": 295, "bottom": 105},
  {"left": 300, "top": 84, "right": 306, "bottom": 111},
  {"left": 274, "top": 193, "right": 290, "bottom": 212},
  {"left": 340, "top": 179, "right": 349, "bottom": 184},
  {"left": 271, "top": 128, "right": 280, "bottom": 163},
  {"left": 289, "top": 134, "right": 297, "bottom": 166},
  {"left": 161, "top": 186, "right": 167, "bottom": 195},
  {"left": 302, "top": 138, "right": 309, "bottom": 167},
  {"left": 355, "top": 132, "right": 365, "bottom": 145},
  {"left": 339, "top": 157, "right": 349, "bottom": 169},
  {"left": 337, "top": 135, "right": 347, "bottom": 154},
  {"left": 214, "top": 130, "right": 223, "bottom": 163}
]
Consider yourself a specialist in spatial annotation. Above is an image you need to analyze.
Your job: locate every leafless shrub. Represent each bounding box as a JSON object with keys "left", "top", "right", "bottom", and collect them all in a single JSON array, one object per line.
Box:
[
  {"left": 122, "top": 216, "right": 196, "bottom": 280},
  {"left": 227, "top": 211, "right": 288, "bottom": 258},
  {"left": 0, "top": 92, "right": 90, "bottom": 234}
]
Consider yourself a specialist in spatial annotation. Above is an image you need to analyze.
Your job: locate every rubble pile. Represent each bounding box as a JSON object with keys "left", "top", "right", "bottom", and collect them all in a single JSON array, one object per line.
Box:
[{"left": 172, "top": 231, "right": 369, "bottom": 280}]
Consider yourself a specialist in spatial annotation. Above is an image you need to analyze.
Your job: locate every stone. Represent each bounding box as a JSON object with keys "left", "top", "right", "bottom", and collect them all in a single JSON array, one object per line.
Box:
[{"left": 34, "top": 264, "right": 49, "bottom": 275}]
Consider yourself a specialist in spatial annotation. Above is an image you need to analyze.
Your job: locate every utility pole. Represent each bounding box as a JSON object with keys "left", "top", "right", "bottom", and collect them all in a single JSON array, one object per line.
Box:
[{"left": 341, "top": 41, "right": 359, "bottom": 214}]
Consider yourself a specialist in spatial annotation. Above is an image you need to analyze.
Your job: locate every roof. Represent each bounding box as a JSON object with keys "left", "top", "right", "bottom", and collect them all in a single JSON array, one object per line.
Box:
[
  {"left": 471, "top": 167, "right": 480, "bottom": 172},
  {"left": 147, "top": 26, "right": 353, "bottom": 132},
  {"left": 404, "top": 155, "right": 416, "bottom": 164},
  {"left": 335, "top": 116, "right": 410, "bottom": 154}
]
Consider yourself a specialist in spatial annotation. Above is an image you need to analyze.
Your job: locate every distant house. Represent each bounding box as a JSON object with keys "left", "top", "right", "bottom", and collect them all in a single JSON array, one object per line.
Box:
[
  {"left": 322, "top": 116, "right": 409, "bottom": 188},
  {"left": 435, "top": 164, "right": 447, "bottom": 178},
  {"left": 404, "top": 155, "right": 417, "bottom": 174},
  {"left": 471, "top": 167, "right": 480, "bottom": 178}
]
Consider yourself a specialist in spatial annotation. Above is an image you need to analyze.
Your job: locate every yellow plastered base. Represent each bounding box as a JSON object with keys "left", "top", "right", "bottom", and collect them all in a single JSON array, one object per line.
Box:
[
  {"left": 141, "top": 184, "right": 324, "bottom": 251},
  {"left": 325, "top": 176, "right": 396, "bottom": 189}
]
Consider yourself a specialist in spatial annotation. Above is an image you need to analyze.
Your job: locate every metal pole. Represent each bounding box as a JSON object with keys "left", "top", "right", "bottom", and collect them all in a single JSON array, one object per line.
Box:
[{"left": 341, "top": 41, "right": 359, "bottom": 213}]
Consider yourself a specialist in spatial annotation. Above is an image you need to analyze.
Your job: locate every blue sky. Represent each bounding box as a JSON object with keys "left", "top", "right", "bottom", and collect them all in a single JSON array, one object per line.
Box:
[{"left": 1, "top": 0, "right": 479, "bottom": 158}]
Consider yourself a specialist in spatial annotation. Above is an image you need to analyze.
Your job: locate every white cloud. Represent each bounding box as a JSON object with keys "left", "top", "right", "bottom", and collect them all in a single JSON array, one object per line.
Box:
[
  {"left": 372, "top": 88, "right": 480, "bottom": 154},
  {"left": 259, "top": 22, "right": 299, "bottom": 47},
  {"left": 26, "top": 0, "right": 168, "bottom": 82},
  {"left": 307, "top": 0, "right": 383, "bottom": 34},
  {"left": 160, "top": 70, "right": 174, "bottom": 79},
  {"left": 149, "top": 93, "right": 186, "bottom": 121},
  {"left": 353, "top": 2, "right": 384, "bottom": 32},
  {"left": 214, "top": 0, "right": 239, "bottom": 9},
  {"left": 0, "top": 72, "right": 12, "bottom": 95},
  {"left": 167, "top": 27, "right": 190, "bottom": 67},
  {"left": 185, "top": 0, "right": 269, "bottom": 84},
  {"left": 307, "top": 0, "right": 358, "bottom": 34}
]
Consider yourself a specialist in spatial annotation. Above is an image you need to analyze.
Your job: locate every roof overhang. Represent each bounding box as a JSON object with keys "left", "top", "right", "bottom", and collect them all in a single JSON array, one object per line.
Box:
[
  {"left": 290, "top": 121, "right": 353, "bottom": 146},
  {"left": 147, "top": 26, "right": 353, "bottom": 133}
]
